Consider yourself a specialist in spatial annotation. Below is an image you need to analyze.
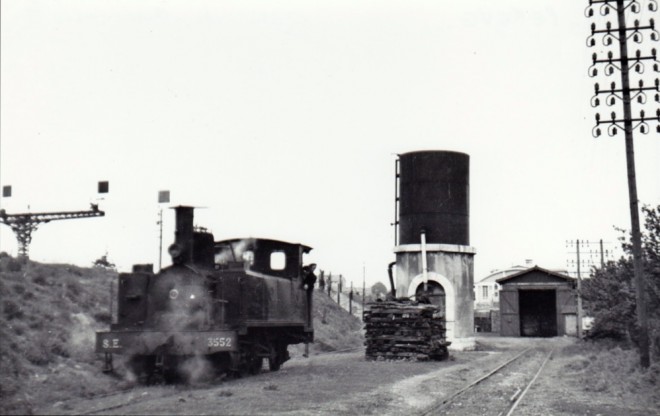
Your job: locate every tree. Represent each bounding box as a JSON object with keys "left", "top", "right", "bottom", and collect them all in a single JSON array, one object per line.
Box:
[
  {"left": 93, "top": 253, "right": 116, "bottom": 271},
  {"left": 582, "top": 205, "right": 660, "bottom": 359},
  {"left": 371, "top": 282, "right": 388, "bottom": 299}
]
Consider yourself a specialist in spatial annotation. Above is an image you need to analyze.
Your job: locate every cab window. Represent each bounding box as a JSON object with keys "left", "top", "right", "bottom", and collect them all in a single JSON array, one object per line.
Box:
[{"left": 270, "top": 251, "right": 286, "bottom": 271}]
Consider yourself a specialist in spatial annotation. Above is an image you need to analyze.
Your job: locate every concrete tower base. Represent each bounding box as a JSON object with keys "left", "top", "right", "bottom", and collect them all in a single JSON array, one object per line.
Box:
[{"left": 394, "top": 243, "right": 477, "bottom": 351}]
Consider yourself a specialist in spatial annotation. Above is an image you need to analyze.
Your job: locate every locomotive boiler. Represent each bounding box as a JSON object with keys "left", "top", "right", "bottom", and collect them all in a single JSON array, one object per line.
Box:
[{"left": 96, "top": 206, "right": 314, "bottom": 381}]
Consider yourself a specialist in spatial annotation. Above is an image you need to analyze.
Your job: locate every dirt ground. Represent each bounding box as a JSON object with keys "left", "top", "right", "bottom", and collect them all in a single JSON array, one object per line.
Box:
[{"left": 35, "top": 335, "right": 659, "bottom": 416}]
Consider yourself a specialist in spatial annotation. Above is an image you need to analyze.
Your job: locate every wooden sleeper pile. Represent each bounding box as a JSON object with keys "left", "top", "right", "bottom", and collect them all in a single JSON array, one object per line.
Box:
[{"left": 363, "top": 300, "right": 450, "bottom": 361}]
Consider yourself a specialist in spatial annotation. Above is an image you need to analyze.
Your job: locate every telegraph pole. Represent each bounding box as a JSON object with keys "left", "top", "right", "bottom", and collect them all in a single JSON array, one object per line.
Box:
[
  {"left": 566, "top": 238, "right": 617, "bottom": 337},
  {"left": 586, "top": 0, "right": 658, "bottom": 367},
  {"left": 362, "top": 263, "right": 366, "bottom": 304},
  {"left": 157, "top": 190, "right": 170, "bottom": 271},
  {"left": 566, "top": 239, "right": 614, "bottom": 275},
  {"left": 158, "top": 208, "right": 163, "bottom": 270},
  {"left": 577, "top": 240, "right": 584, "bottom": 338},
  {"left": 349, "top": 281, "right": 353, "bottom": 314}
]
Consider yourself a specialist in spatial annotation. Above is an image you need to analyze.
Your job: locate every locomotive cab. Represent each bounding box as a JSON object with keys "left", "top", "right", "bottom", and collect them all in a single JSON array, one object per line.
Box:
[{"left": 212, "top": 237, "right": 313, "bottom": 330}]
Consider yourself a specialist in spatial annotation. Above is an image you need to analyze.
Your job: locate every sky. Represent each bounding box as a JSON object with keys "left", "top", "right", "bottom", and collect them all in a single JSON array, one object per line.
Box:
[{"left": 1, "top": 0, "right": 658, "bottom": 288}]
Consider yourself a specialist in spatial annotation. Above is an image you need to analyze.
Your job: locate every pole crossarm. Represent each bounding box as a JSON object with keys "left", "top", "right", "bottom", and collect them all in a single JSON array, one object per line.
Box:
[
  {"left": 588, "top": 19, "right": 658, "bottom": 46},
  {"left": 586, "top": 0, "right": 659, "bottom": 17},
  {"left": 589, "top": 49, "right": 658, "bottom": 76},
  {"left": 0, "top": 204, "right": 105, "bottom": 259},
  {"left": 592, "top": 79, "right": 660, "bottom": 107},
  {"left": 593, "top": 109, "right": 660, "bottom": 136}
]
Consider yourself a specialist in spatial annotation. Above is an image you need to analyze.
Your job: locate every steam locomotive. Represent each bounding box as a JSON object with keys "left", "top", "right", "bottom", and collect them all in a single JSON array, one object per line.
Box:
[{"left": 96, "top": 206, "right": 314, "bottom": 381}]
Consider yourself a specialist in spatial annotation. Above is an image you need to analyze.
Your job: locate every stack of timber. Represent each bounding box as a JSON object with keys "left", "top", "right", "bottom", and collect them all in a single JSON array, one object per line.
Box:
[{"left": 363, "top": 300, "right": 450, "bottom": 361}]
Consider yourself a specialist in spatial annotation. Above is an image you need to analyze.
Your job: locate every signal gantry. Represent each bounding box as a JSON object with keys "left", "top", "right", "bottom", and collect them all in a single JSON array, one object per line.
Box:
[{"left": 0, "top": 204, "right": 105, "bottom": 259}]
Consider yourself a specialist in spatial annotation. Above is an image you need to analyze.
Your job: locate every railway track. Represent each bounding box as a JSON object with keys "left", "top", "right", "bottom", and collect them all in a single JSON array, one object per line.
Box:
[{"left": 419, "top": 347, "right": 555, "bottom": 416}]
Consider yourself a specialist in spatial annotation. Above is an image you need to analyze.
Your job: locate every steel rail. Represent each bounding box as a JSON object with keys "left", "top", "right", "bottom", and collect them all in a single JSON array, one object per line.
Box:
[
  {"left": 418, "top": 347, "right": 532, "bottom": 416},
  {"left": 503, "top": 349, "right": 554, "bottom": 416}
]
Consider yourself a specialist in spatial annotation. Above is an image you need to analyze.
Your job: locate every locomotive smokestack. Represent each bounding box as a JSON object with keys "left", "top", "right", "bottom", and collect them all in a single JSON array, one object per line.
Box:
[{"left": 170, "top": 206, "right": 195, "bottom": 264}]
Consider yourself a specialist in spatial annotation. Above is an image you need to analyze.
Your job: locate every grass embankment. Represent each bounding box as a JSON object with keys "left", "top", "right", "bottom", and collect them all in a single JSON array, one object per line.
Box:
[
  {"left": 559, "top": 339, "right": 660, "bottom": 409},
  {"left": 0, "top": 255, "right": 118, "bottom": 415},
  {"left": 0, "top": 257, "right": 364, "bottom": 415},
  {"left": 304, "top": 290, "right": 365, "bottom": 353}
]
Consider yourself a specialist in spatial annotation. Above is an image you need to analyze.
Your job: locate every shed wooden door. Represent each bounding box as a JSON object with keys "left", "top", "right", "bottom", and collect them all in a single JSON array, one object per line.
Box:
[
  {"left": 556, "top": 288, "right": 577, "bottom": 336},
  {"left": 499, "top": 289, "right": 519, "bottom": 336},
  {"left": 564, "top": 314, "right": 577, "bottom": 336}
]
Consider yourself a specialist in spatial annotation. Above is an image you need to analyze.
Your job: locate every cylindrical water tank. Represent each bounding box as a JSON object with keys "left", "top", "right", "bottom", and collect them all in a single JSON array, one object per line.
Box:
[{"left": 398, "top": 150, "right": 469, "bottom": 245}]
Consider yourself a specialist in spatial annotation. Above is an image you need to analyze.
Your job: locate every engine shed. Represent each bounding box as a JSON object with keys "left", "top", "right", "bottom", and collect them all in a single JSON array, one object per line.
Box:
[{"left": 497, "top": 266, "right": 577, "bottom": 337}]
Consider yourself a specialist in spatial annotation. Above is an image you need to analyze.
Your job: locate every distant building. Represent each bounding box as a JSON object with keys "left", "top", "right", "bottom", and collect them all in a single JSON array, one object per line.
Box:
[{"left": 474, "top": 264, "right": 529, "bottom": 311}]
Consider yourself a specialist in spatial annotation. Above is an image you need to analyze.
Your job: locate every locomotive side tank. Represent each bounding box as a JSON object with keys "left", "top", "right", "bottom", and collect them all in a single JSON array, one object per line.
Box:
[{"left": 96, "top": 206, "right": 314, "bottom": 380}]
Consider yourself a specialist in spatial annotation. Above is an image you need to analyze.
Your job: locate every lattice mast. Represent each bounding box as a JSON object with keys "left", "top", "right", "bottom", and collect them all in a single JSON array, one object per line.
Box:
[{"left": 0, "top": 204, "right": 105, "bottom": 259}]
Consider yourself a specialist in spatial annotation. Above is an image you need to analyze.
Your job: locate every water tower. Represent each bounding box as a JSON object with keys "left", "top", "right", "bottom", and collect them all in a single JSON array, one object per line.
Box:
[{"left": 394, "top": 150, "right": 476, "bottom": 350}]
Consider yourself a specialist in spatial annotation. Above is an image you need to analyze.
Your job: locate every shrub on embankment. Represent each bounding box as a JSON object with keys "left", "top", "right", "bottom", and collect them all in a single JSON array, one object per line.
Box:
[{"left": 582, "top": 205, "right": 660, "bottom": 360}]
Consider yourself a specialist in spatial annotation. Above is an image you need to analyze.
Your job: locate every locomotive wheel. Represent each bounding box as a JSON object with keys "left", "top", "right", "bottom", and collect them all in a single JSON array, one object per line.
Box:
[
  {"left": 208, "top": 352, "right": 231, "bottom": 379},
  {"left": 268, "top": 355, "right": 281, "bottom": 372},
  {"left": 128, "top": 355, "right": 157, "bottom": 384},
  {"left": 161, "top": 355, "right": 189, "bottom": 384},
  {"left": 268, "top": 342, "right": 287, "bottom": 372},
  {"left": 227, "top": 350, "right": 261, "bottom": 378},
  {"left": 248, "top": 355, "right": 263, "bottom": 375},
  {"left": 162, "top": 368, "right": 182, "bottom": 384},
  {"left": 240, "top": 349, "right": 262, "bottom": 376}
]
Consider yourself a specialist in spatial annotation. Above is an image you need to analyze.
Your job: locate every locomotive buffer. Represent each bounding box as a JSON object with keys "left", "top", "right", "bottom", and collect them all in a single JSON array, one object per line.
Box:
[{"left": 0, "top": 204, "right": 105, "bottom": 259}]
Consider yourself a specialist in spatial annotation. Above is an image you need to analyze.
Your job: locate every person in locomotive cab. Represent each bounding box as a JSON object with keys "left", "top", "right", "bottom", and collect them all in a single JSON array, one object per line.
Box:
[{"left": 302, "top": 263, "right": 318, "bottom": 291}]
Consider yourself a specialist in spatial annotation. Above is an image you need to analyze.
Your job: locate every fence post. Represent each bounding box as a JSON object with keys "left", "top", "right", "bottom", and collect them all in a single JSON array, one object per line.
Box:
[{"left": 349, "top": 291, "right": 353, "bottom": 315}]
